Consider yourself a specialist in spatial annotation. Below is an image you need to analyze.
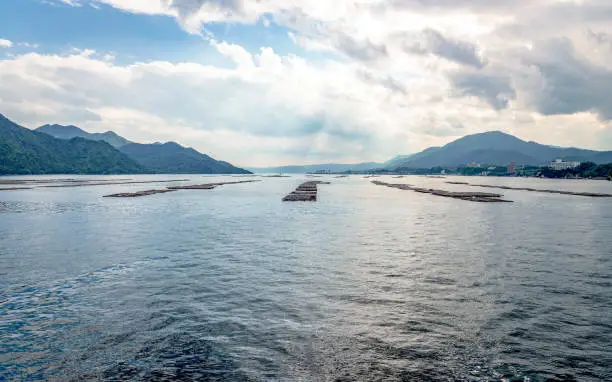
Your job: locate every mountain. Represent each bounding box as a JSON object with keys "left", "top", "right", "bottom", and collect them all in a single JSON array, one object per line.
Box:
[
  {"left": 118, "top": 142, "right": 250, "bottom": 174},
  {"left": 590, "top": 151, "right": 612, "bottom": 164},
  {"left": 36, "top": 124, "right": 132, "bottom": 148},
  {"left": 247, "top": 162, "right": 384, "bottom": 174},
  {"left": 0, "top": 114, "right": 144, "bottom": 175},
  {"left": 246, "top": 154, "right": 417, "bottom": 174},
  {"left": 392, "top": 131, "right": 612, "bottom": 169},
  {"left": 36, "top": 123, "right": 250, "bottom": 174},
  {"left": 384, "top": 154, "right": 413, "bottom": 168}
]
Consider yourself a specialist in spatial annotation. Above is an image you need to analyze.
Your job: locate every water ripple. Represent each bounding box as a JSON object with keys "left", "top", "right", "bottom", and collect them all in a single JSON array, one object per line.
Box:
[{"left": 1, "top": 175, "right": 611, "bottom": 381}]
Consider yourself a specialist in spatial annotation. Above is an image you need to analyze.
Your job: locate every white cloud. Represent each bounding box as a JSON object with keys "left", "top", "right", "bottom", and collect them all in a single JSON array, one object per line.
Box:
[
  {"left": 0, "top": 48, "right": 476, "bottom": 165},
  {"left": 18, "top": 42, "right": 40, "bottom": 49},
  {"left": 3, "top": 0, "right": 612, "bottom": 165},
  {"left": 2, "top": 41, "right": 610, "bottom": 167},
  {"left": 210, "top": 40, "right": 254, "bottom": 68},
  {"left": 0, "top": 39, "right": 13, "bottom": 48},
  {"left": 96, "top": 0, "right": 171, "bottom": 16}
]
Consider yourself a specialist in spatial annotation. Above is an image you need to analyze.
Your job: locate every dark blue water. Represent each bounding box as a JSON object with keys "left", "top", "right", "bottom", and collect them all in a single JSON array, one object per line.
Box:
[{"left": 1, "top": 175, "right": 611, "bottom": 381}]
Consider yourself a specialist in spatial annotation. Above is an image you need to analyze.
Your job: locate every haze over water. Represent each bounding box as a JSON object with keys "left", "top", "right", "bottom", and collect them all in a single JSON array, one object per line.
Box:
[{"left": 1, "top": 175, "right": 611, "bottom": 381}]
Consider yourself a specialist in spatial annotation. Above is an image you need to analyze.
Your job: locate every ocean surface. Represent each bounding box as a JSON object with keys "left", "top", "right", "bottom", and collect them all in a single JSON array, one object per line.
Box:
[{"left": 1, "top": 175, "right": 611, "bottom": 381}]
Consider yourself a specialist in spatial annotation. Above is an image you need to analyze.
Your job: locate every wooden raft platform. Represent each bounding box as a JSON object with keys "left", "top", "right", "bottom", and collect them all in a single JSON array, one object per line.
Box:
[
  {"left": 104, "top": 189, "right": 177, "bottom": 198},
  {"left": 44, "top": 179, "right": 190, "bottom": 188},
  {"left": 0, "top": 187, "right": 33, "bottom": 191},
  {"left": 468, "top": 183, "right": 612, "bottom": 197},
  {"left": 372, "top": 180, "right": 512, "bottom": 203},
  {"left": 104, "top": 180, "right": 261, "bottom": 198},
  {"left": 168, "top": 180, "right": 260, "bottom": 190},
  {"left": 445, "top": 181, "right": 469, "bottom": 185},
  {"left": 282, "top": 181, "right": 330, "bottom": 202}
]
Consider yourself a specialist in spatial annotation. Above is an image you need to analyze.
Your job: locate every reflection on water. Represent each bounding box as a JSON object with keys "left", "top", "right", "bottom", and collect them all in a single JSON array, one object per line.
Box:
[{"left": 1, "top": 175, "right": 611, "bottom": 381}]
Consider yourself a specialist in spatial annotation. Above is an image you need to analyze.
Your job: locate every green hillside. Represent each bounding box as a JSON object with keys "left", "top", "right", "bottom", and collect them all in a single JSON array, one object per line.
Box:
[{"left": 0, "top": 114, "right": 144, "bottom": 175}]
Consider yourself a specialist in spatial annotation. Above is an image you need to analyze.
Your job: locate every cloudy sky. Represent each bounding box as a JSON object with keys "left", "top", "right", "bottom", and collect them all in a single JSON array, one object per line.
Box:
[{"left": 1, "top": 0, "right": 612, "bottom": 166}]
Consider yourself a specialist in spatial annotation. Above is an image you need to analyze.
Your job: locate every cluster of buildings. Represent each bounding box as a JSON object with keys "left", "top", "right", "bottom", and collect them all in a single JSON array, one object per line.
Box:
[
  {"left": 467, "top": 159, "right": 580, "bottom": 175},
  {"left": 548, "top": 158, "right": 581, "bottom": 171}
]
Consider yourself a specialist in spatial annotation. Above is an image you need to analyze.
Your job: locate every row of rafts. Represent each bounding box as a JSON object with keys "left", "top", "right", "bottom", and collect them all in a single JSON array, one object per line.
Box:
[
  {"left": 3, "top": 176, "right": 610, "bottom": 201},
  {"left": 371, "top": 180, "right": 512, "bottom": 203},
  {"left": 105, "top": 179, "right": 510, "bottom": 203},
  {"left": 103, "top": 179, "right": 333, "bottom": 201}
]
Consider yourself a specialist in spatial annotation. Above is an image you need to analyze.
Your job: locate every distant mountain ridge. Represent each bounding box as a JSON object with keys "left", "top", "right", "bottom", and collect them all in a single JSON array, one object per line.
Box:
[
  {"left": 0, "top": 114, "right": 144, "bottom": 174},
  {"left": 249, "top": 131, "right": 611, "bottom": 174},
  {"left": 36, "top": 124, "right": 131, "bottom": 148},
  {"left": 6, "top": 115, "right": 609, "bottom": 175},
  {"left": 247, "top": 155, "right": 416, "bottom": 174},
  {"left": 391, "top": 131, "right": 612, "bottom": 169},
  {"left": 35, "top": 123, "right": 250, "bottom": 174},
  {"left": 247, "top": 162, "right": 384, "bottom": 174},
  {"left": 384, "top": 154, "right": 414, "bottom": 168},
  {"left": 119, "top": 141, "right": 250, "bottom": 174}
]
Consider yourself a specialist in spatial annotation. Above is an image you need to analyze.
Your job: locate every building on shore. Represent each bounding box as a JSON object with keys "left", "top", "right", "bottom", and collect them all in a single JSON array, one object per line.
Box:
[
  {"left": 549, "top": 159, "right": 580, "bottom": 171},
  {"left": 507, "top": 162, "right": 516, "bottom": 174}
]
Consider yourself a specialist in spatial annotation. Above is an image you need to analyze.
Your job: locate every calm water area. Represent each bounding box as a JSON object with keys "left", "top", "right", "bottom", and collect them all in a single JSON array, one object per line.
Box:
[{"left": 1, "top": 175, "right": 611, "bottom": 381}]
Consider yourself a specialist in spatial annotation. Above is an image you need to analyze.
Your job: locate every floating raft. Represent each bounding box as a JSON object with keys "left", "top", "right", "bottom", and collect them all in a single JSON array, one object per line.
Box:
[
  {"left": 167, "top": 184, "right": 217, "bottom": 190},
  {"left": 0, "top": 178, "right": 133, "bottom": 186},
  {"left": 0, "top": 187, "right": 32, "bottom": 191},
  {"left": 445, "top": 181, "right": 470, "bottom": 185},
  {"left": 104, "top": 189, "right": 177, "bottom": 198},
  {"left": 168, "top": 180, "right": 260, "bottom": 190},
  {"left": 467, "top": 183, "right": 612, "bottom": 197},
  {"left": 282, "top": 181, "right": 330, "bottom": 202},
  {"left": 372, "top": 180, "right": 512, "bottom": 203},
  {"left": 104, "top": 180, "right": 261, "bottom": 198},
  {"left": 43, "top": 179, "right": 190, "bottom": 188}
]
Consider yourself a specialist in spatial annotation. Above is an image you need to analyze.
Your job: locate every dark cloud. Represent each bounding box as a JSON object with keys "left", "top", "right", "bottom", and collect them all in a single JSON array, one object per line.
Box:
[
  {"left": 413, "top": 115, "right": 467, "bottom": 137},
  {"left": 450, "top": 71, "right": 515, "bottom": 110},
  {"left": 518, "top": 38, "right": 612, "bottom": 119},
  {"left": 357, "top": 70, "right": 407, "bottom": 94},
  {"left": 333, "top": 33, "right": 388, "bottom": 62},
  {"left": 167, "top": 0, "right": 245, "bottom": 18},
  {"left": 380, "top": 0, "right": 541, "bottom": 14},
  {"left": 587, "top": 29, "right": 612, "bottom": 50},
  {"left": 447, "top": 38, "right": 612, "bottom": 119},
  {"left": 404, "top": 29, "right": 485, "bottom": 68},
  {"left": 490, "top": 1, "right": 612, "bottom": 41}
]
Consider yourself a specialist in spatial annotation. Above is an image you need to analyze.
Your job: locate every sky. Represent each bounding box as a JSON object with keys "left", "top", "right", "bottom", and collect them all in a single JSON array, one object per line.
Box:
[{"left": 1, "top": 0, "right": 612, "bottom": 166}]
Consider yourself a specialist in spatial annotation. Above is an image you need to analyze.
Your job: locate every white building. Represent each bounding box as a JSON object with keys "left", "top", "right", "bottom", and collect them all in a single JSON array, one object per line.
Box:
[{"left": 549, "top": 159, "right": 580, "bottom": 171}]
